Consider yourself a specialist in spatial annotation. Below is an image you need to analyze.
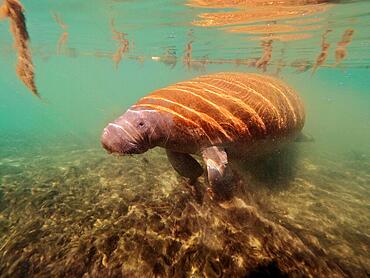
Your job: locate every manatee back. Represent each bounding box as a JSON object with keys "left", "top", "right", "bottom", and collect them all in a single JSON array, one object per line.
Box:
[{"left": 133, "top": 72, "right": 305, "bottom": 148}]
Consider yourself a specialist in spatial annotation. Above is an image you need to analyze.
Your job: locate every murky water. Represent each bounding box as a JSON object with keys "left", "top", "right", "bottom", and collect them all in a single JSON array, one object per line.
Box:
[{"left": 0, "top": 0, "right": 369, "bottom": 277}]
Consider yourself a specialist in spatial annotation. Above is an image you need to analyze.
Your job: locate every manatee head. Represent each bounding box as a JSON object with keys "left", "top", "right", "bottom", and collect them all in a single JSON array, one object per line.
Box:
[{"left": 101, "top": 108, "right": 162, "bottom": 155}]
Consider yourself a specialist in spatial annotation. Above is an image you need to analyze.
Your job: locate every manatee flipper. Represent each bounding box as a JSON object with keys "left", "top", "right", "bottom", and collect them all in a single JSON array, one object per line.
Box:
[
  {"left": 166, "top": 149, "right": 203, "bottom": 183},
  {"left": 295, "top": 132, "right": 315, "bottom": 142},
  {"left": 202, "top": 146, "right": 235, "bottom": 201}
]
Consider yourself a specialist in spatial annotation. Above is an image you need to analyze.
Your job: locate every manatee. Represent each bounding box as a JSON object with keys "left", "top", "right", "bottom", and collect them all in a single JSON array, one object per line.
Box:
[{"left": 101, "top": 72, "right": 306, "bottom": 200}]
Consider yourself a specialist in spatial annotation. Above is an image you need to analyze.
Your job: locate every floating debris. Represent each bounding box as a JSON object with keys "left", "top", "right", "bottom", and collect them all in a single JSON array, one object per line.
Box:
[
  {"left": 110, "top": 18, "right": 129, "bottom": 69},
  {"left": 0, "top": 0, "right": 38, "bottom": 97},
  {"left": 255, "top": 39, "right": 273, "bottom": 72},
  {"left": 51, "top": 11, "right": 68, "bottom": 55},
  {"left": 291, "top": 59, "right": 313, "bottom": 72},
  {"left": 183, "top": 40, "right": 193, "bottom": 70},
  {"left": 179, "top": 30, "right": 207, "bottom": 72},
  {"left": 312, "top": 28, "right": 332, "bottom": 75},
  {"left": 160, "top": 47, "right": 177, "bottom": 69},
  {"left": 334, "top": 28, "right": 355, "bottom": 67},
  {"left": 274, "top": 47, "right": 286, "bottom": 76}
]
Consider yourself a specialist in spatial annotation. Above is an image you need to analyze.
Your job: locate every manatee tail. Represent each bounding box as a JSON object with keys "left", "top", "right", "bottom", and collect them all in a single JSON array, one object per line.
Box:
[{"left": 295, "top": 132, "right": 315, "bottom": 143}]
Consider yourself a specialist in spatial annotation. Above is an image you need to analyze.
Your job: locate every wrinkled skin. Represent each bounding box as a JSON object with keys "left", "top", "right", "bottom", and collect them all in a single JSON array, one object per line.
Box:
[{"left": 101, "top": 108, "right": 171, "bottom": 155}]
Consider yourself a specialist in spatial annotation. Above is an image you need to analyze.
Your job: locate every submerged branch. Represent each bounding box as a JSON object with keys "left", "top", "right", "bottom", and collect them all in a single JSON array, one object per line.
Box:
[
  {"left": 51, "top": 11, "right": 69, "bottom": 55},
  {"left": 1, "top": 0, "right": 39, "bottom": 97}
]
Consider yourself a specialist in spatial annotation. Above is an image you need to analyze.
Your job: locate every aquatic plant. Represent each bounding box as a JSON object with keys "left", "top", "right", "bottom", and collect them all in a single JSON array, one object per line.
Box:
[
  {"left": 255, "top": 39, "right": 273, "bottom": 72},
  {"left": 51, "top": 11, "right": 69, "bottom": 55},
  {"left": 312, "top": 29, "right": 332, "bottom": 75},
  {"left": 0, "top": 0, "right": 38, "bottom": 97},
  {"left": 334, "top": 28, "right": 355, "bottom": 67},
  {"left": 110, "top": 18, "right": 129, "bottom": 69},
  {"left": 0, "top": 147, "right": 368, "bottom": 277}
]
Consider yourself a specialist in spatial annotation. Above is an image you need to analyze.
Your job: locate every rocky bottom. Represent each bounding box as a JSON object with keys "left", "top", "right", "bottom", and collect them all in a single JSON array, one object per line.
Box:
[{"left": 0, "top": 144, "right": 369, "bottom": 277}]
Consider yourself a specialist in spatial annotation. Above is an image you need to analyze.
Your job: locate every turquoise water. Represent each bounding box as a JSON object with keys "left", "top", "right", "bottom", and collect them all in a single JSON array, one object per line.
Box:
[{"left": 0, "top": 0, "right": 369, "bottom": 277}]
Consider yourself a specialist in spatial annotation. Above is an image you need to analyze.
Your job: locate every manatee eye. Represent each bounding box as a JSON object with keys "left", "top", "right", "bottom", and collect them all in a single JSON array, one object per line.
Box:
[{"left": 138, "top": 121, "right": 145, "bottom": 127}]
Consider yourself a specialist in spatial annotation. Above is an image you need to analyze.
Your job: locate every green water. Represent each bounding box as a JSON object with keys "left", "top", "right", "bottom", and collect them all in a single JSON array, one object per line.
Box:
[{"left": 0, "top": 0, "right": 369, "bottom": 277}]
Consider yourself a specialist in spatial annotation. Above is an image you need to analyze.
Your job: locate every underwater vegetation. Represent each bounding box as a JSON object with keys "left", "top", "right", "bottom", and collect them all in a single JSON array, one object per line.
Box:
[
  {"left": 0, "top": 0, "right": 369, "bottom": 277},
  {"left": 0, "top": 0, "right": 357, "bottom": 98},
  {"left": 0, "top": 0, "right": 38, "bottom": 97},
  {"left": 110, "top": 18, "right": 129, "bottom": 69},
  {"left": 333, "top": 28, "right": 355, "bottom": 67},
  {"left": 51, "top": 11, "right": 68, "bottom": 56},
  {"left": 0, "top": 146, "right": 369, "bottom": 277}
]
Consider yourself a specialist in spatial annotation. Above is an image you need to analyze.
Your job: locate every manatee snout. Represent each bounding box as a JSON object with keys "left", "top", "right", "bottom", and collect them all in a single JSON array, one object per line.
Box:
[
  {"left": 101, "top": 121, "right": 149, "bottom": 155},
  {"left": 101, "top": 123, "right": 127, "bottom": 154}
]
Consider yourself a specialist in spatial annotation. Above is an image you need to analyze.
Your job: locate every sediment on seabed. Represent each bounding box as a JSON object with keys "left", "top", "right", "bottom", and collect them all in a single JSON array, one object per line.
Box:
[{"left": 0, "top": 145, "right": 369, "bottom": 277}]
